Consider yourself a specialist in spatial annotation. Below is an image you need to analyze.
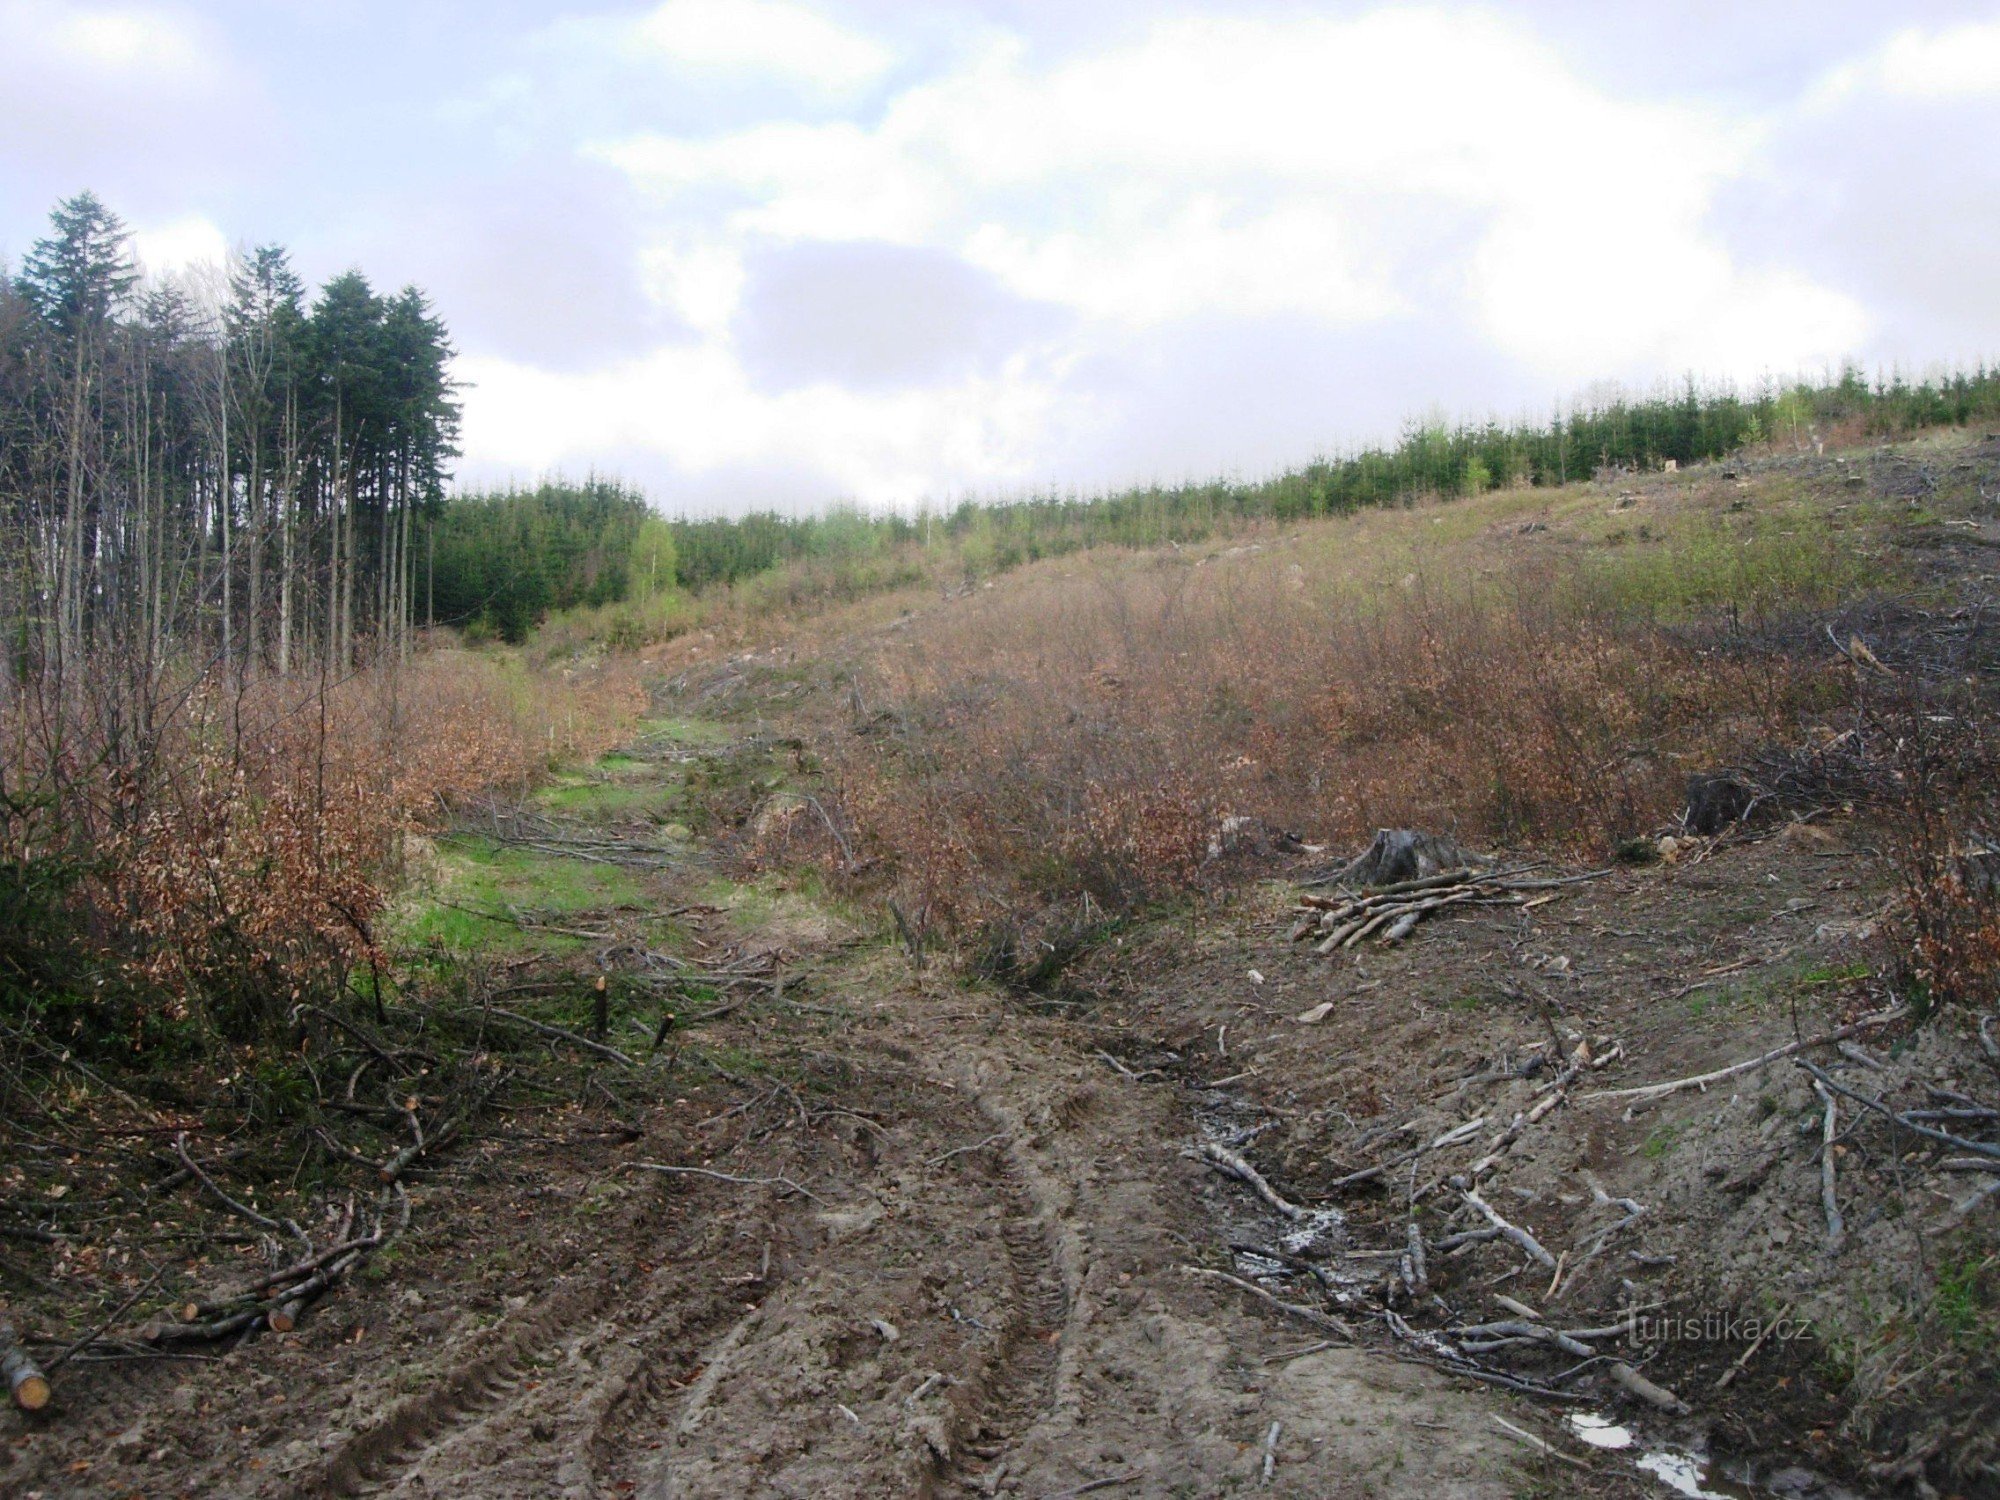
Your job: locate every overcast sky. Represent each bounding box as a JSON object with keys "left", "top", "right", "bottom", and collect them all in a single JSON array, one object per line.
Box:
[{"left": 3, "top": 1, "right": 1997, "bottom": 513}]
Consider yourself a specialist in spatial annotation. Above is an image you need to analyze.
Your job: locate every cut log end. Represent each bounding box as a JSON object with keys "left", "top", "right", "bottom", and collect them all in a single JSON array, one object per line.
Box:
[{"left": 2, "top": 1328, "right": 50, "bottom": 1411}]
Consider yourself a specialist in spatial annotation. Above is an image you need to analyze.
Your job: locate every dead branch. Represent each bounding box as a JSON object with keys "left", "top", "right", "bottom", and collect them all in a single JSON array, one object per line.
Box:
[
  {"left": 1402, "top": 1221, "right": 1429, "bottom": 1299},
  {"left": 621, "top": 1161, "right": 828, "bottom": 1205},
  {"left": 1578, "top": 1007, "right": 1909, "bottom": 1104},
  {"left": 1327, "top": 1116, "right": 1484, "bottom": 1191},
  {"left": 1490, "top": 1414, "right": 1591, "bottom": 1471},
  {"left": 173, "top": 1133, "right": 300, "bottom": 1248},
  {"left": 1609, "top": 1360, "right": 1689, "bottom": 1413},
  {"left": 924, "top": 1133, "right": 1009, "bottom": 1167},
  {"left": 483, "top": 1006, "right": 638, "bottom": 1069},
  {"left": 1462, "top": 1188, "right": 1556, "bottom": 1268},
  {"left": 46, "top": 1264, "right": 169, "bottom": 1374},
  {"left": 1715, "top": 1303, "right": 1793, "bottom": 1390},
  {"left": 1182, "top": 1266, "right": 1353, "bottom": 1338},
  {"left": 1796, "top": 1059, "right": 2000, "bottom": 1160},
  {"left": 1812, "top": 1080, "right": 1846, "bottom": 1252},
  {"left": 1194, "top": 1142, "right": 1313, "bottom": 1221}
]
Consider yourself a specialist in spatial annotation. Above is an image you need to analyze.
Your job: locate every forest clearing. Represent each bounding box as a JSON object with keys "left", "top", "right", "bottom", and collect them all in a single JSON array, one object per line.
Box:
[
  {"left": 7, "top": 10, "right": 2000, "bottom": 1491},
  {"left": 5, "top": 346, "right": 1999, "bottom": 1495}
]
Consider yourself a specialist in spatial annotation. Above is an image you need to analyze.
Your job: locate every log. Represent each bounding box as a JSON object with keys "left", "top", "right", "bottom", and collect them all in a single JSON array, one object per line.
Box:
[
  {"left": 1609, "top": 1360, "right": 1688, "bottom": 1413},
  {"left": 2, "top": 1323, "right": 50, "bottom": 1411}
]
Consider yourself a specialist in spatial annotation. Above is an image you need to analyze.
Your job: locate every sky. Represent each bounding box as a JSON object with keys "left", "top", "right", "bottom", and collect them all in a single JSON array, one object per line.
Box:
[{"left": 3, "top": 1, "right": 1998, "bottom": 514}]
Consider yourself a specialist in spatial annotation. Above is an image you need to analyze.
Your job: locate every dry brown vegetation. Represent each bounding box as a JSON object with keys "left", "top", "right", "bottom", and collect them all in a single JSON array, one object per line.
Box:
[
  {"left": 2, "top": 647, "right": 641, "bottom": 1040},
  {"left": 837, "top": 468, "right": 1882, "bottom": 950}
]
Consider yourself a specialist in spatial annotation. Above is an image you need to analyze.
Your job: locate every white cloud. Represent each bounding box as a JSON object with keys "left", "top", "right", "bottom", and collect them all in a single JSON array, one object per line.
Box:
[
  {"left": 457, "top": 343, "right": 1080, "bottom": 503},
  {"left": 1877, "top": 22, "right": 2000, "bottom": 98},
  {"left": 1, "top": 1, "right": 215, "bottom": 84},
  {"left": 463, "top": 5, "right": 1881, "bottom": 503},
  {"left": 1809, "top": 21, "right": 2000, "bottom": 107},
  {"left": 591, "top": 8, "right": 1772, "bottom": 351},
  {"left": 623, "top": 0, "right": 892, "bottom": 95},
  {"left": 636, "top": 239, "right": 745, "bottom": 335},
  {"left": 132, "top": 213, "right": 229, "bottom": 276}
]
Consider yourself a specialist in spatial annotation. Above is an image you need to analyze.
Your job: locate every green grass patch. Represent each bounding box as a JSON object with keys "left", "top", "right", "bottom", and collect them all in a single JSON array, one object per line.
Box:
[
  {"left": 534, "top": 778, "right": 677, "bottom": 820},
  {"left": 638, "top": 715, "right": 733, "bottom": 748},
  {"left": 386, "top": 835, "right": 656, "bottom": 957},
  {"left": 1933, "top": 1256, "right": 1993, "bottom": 1345}
]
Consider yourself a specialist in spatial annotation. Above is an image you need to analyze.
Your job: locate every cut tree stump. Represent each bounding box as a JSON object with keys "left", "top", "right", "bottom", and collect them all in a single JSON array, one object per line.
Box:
[{"left": 1322, "top": 829, "right": 1486, "bottom": 889}]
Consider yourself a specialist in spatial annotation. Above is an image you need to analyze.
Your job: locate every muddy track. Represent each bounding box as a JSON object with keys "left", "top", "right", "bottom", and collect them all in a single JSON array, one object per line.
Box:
[
  {"left": 1, "top": 723, "right": 1547, "bottom": 1499},
  {"left": 930, "top": 1173, "right": 1066, "bottom": 1495},
  {"left": 292, "top": 1177, "right": 725, "bottom": 1498}
]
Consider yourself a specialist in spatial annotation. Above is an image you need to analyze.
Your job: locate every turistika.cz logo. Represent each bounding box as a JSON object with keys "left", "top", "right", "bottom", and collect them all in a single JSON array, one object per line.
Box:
[{"left": 1630, "top": 1310, "right": 1813, "bottom": 1344}]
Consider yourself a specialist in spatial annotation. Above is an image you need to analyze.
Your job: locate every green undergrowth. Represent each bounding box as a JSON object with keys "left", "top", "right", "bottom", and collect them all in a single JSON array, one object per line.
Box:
[{"left": 388, "top": 834, "right": 657, "bottom": 958}]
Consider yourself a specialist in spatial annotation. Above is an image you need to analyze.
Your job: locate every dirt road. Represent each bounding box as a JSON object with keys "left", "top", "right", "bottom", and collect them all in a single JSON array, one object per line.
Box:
[
  {"left": 271, "top": 958, "right": 1523, "bottom": 1499},
  {"left": 3, "top": 716, "right": 1565, "bottom": 1500},
  {"left": 23, "top": 660, "right": 1973, "bottom": 1499}
]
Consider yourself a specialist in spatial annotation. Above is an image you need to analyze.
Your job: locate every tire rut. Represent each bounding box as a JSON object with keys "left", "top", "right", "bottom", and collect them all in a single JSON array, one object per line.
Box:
[
  {"left": 938, "top": 1205, "right": 1066, "bottom": 1493},
  {"left": 298, "top": 1274, "right": 616, "bottom": 1497}
]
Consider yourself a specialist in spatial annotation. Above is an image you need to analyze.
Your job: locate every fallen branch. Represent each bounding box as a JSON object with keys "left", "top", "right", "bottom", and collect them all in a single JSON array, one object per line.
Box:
[
  {"left": 484, "top": 1006, "right": 637, "bottom": 1070},
  {"left": 1578, "top": 1007, "right": 1909, "bottom": 1105},
  {"left": 46, "top": 1264, "right": 169, "bottom": 1374},
  {"left": 1609, "top": 1361, "right": 1688, "bottom": 1414},
  {"left": 1463, "top": 1188, "right": 1556, "bottom": 1268},
  {"left": 1182, "top": 1266, "right": 1353, "bottom": 1338},
  {"left": 172, "top": 1136, "right": 292, "bottom": 1240},
  {"left": 622, "top": 1161, "right": 828, "bottom": 1205},
  {"left": 925, "top": 1133, "right": 1010, "bottom": 1167},
  {"left": 1715, "top": 1303, "right": 1792, "bottom": 1390},
  {"left": 1326, "top": 1117, "right": 1484, "bottom": 1192},
  {"left": 1491, "top": 1414, "right": 1590, "bottom": 1471},
  {"left": 1195, "top": 1142, "right": 1314, "bottom": 1221},
  {"left": 1812, "top": 1080, "right": 1845, "bottom": 1252},
  {"left": 1797, "top": 1059, "right": 2000, "bottom": 1160}
]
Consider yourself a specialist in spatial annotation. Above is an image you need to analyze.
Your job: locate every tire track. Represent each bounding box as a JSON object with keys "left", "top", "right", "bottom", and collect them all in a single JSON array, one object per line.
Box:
[
  {"left": 940, "top": 1204, "right": 1065, "bottom": 1493},
  {"left": 299, "top": 1274, "right": 615, "bottom": 1497}
]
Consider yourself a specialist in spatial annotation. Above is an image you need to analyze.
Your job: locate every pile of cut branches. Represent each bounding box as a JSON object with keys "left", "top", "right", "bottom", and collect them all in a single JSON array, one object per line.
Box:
[{"left": 1290, "top": 864, "right": 1604, "bottom": 954}]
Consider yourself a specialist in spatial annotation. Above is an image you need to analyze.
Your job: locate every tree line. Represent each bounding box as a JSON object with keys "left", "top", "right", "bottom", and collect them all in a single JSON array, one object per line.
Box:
[
  {"left": 432, "top": 363, "right": 2000, "bottom": 642},
  {"left": 428, "top": 478, "right": 674, "bottom": 643},
  {"left": 0, "top": 191, "right": 459, "bottom": 714}
]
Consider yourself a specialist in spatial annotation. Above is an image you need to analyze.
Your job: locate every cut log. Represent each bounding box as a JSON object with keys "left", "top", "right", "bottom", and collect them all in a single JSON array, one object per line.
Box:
[
  {"left": 1609, "top": 1360, "right": 1689, "bottom": 1414},
  {"left": 2, "top": 1323, "right": 51, "bottom": 1411},
  {"left": 268, "top": 1296, "right": 306, "bottom": 1334}
]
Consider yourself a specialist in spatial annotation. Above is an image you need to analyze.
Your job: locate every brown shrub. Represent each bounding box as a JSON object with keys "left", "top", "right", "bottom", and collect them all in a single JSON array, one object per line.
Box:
[
  {"left": 1, "top": 649, "right": 641, "bottom": 1036},
  {"left": 835, "top": 546, "right": 1827, "bottom": 940}
]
